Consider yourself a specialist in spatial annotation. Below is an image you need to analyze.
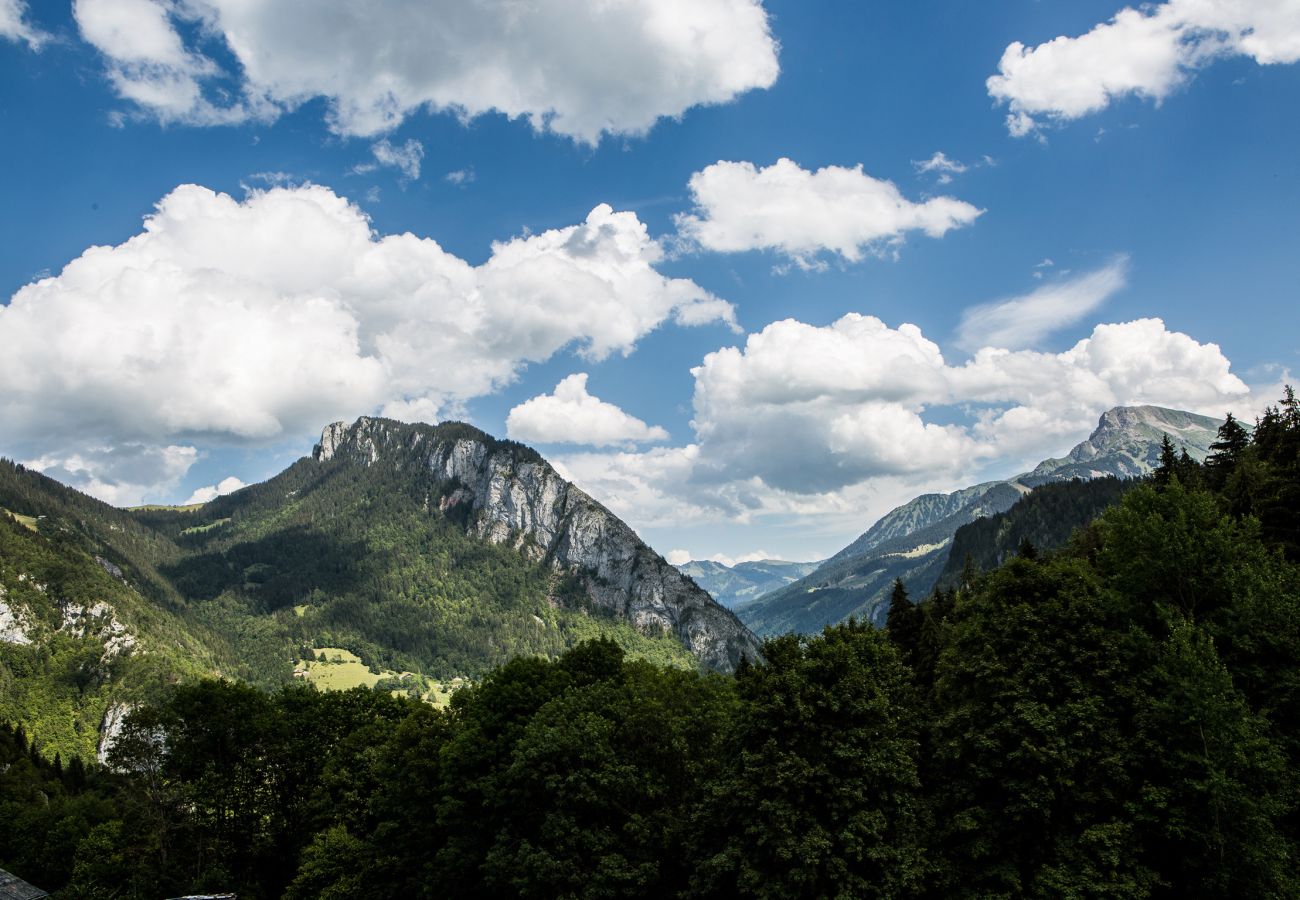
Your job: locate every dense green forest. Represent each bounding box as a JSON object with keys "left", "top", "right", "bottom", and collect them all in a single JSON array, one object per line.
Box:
[{"left": 2, "top": 390, "right": 1299, "bottom": 897}]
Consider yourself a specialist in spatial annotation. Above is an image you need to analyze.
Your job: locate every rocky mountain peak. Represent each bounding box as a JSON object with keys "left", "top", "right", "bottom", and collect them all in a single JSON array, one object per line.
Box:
[
  {"left": 1093, "top": 404, "right": 1222, "bottom": 439},
  {"left": 314, "top": 416, "right": 418, "bottom": 464},
  {"left": 311, "top": 416, "right": 759, "bottom": 671},
  {"left": 1032, "top": 405, "right": 1223, "bottom": 480}
]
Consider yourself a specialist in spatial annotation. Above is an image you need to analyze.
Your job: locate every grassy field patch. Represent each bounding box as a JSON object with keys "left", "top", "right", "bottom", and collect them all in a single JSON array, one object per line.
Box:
[
  {"left": 296, "top": 647, "right": 381, "bottom": 690},
  {"left": 293, "top": 647, "right": 468, "bottom": 704},
  {"left": 181, "top": 517, "right": 231, "bottom": 535},
  {"left": 2, "top": 509, "right": 39, "bottom": 532}
]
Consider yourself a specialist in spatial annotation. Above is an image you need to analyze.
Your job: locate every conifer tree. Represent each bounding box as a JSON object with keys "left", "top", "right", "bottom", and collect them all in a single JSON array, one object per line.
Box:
[
  {"left": 885, "top": 578, "right": 922, "bottom": 669},
  {"left": 1205, "top": 412, "right": 1249, "bottom": 489},
  {"left": 1155, "top": 434, "right": 1178, "bottom": 486}
]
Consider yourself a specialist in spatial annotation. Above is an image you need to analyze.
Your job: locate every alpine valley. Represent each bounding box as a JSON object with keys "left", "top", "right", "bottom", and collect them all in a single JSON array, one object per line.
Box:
[{"left": 5, "top": 394, "right": 1300, "bottom": 900}]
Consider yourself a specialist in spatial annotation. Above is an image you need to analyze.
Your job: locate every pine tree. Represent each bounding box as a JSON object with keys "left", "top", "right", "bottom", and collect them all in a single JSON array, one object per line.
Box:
[
  {"left": 959, "top": 553, "right": 977, "bottom": 590},
  {"left": 885, "top": 579, "right": 922, "bottom": 669},
  {"left": 1205, "top": 412, "right": 1249, "bottom": 490},
  {"left": 1155, "top": 434, "right": 1178, "bottom": 487},
  {"left": 1176, "top": 448, "right": 1202, "bottom": 488}
]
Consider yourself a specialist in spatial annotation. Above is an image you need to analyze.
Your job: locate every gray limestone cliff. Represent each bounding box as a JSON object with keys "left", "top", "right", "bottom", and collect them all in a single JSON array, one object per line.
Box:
[{"left": 313, "top": 417, "right": 761, "bottom": 671}]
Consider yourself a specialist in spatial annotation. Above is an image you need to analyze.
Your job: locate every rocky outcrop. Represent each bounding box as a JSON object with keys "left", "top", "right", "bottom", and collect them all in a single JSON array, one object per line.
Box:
[
  {"left": 314, "top": 417, "right": 761, "bottom": 671},
  {"left": 97, "top": 702, "right": 136, "bottom": 767},
  {"left": 60, "top": 600, "right": 136, "bottom": 664},
  {"left": 1028, "top": 405, "right": 1222, "bottom": 483},
  {"left": 0, "top": 588, "right": 33, "bottom": 645}
]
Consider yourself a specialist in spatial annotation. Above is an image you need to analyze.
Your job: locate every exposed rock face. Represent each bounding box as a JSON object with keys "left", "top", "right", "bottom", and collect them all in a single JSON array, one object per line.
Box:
[
  {"left": 97, "top": 702, "right": 136, "bottom": 767},
  {"left": 60, "top": 600, "right": 136, "bottom": 664},
  {"left": 0, "top": 589, "right": 33, "bottom": 645},
  {"left": 314, "top": 417, "right": 761, "bottom": 671}
]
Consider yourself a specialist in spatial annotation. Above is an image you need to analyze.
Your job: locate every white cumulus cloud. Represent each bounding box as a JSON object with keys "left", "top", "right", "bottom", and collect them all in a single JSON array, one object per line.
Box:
[
  {"left": 666, "top": 548, "right": 783, "bottom": 567},
  {"left": 675, "top": 158, "right": 983, "bottom": 269},
  {"left": 184, "top": 475, "right": 248, "bottom": 506},
  {"left": 1, "top": 0, "right": 46, "bottom": 48},
  {"left": 72, "top": 0, "right": 779, "bottom": 143},
  {"left": 506, "top": 373, "right": 669, "bottom": 447},
  {"left": 989, "top": 0, "right": 1300, "bottom": 136},
  {"left": 955, "top": 257, "right": 1129, "bottom": 351},
  {"left": 74, "top": 0, "right": 266, "bottom": 127},
  {"left": 23, "top": 445, "right": 200, "bottom": 508},
  {"left": 0, "top": 183, "right": 734, "bottom": 504}
]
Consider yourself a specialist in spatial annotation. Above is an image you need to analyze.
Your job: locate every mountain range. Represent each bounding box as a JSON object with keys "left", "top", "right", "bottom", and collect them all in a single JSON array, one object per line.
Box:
[
  {"left": 0, "top": 403, "right": 1226, "bottom": 762},
  {"left": 731, "top": 405, "right": 1224, "bottom": 635}
]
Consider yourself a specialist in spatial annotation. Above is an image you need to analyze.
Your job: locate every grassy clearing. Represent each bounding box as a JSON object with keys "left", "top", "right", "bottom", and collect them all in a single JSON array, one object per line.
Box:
[
  {"left": 296, "top": 647, "right": 381, "bottom": 690},
  {"left": 2, "top": 509, "right": 39, "bottom": 532},
  {"left": 293, "top": 647, "right": 467, "bottom": 705},
  {"left": 426, "top": 678, "right": 467, "bottom": 708},
  {"left": 127, "top": 503, "right": 204, "bottom": 512},
  {"left": 180, "top": 517, "right": 231, "bottom": 536}
]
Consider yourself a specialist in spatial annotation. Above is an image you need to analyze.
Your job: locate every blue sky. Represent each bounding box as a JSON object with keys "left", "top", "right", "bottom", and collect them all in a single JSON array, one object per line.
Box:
[{"left": 1, "top": 0, "right": 1297, "bottom": 563}]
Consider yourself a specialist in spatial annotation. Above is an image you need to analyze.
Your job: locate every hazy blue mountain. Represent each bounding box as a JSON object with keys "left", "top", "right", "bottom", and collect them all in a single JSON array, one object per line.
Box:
[
  {"left": 737, "top": 405, "right": 1224, "bottom": 635},
  {"left": 677, "top": 558, "right": 822, "bottom": 609}
]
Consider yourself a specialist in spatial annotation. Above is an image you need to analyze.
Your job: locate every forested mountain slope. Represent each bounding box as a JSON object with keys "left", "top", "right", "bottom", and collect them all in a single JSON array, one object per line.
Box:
[
  {"left": 939, "top": 477, "right": 1135, "bottom": 585},
  {"left": 0, "top": 419, "right": 759, "bottom": 762},
  {"left": 738, "top": 405, "right": 1222, "bottom": 634},
  {"left": 0, "top": 464, "right": 215, "bottom": 761}
]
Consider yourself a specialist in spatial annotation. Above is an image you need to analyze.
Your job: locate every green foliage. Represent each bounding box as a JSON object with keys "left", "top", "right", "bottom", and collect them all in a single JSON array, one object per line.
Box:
[
  {"left": 690, "top": 621, "right": 927, "bottom": 899},
  {"left": 929, "top": 557, "right": 1153, "bottom": 896},
  {"left": 0, "top": 507, "right": 211, "bottom": 761}
]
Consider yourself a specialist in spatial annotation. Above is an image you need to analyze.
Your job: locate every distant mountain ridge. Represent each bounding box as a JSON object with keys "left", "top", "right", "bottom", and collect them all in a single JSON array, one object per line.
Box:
[
  {"left": 736, "top": 405, "right": 1224, "bottom": 635},
  {"left": 676, "top": 558, "right": 821, "bottom": 609}
]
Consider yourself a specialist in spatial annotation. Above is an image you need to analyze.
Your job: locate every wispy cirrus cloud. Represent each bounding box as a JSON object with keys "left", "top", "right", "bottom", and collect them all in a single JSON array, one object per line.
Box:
[
  {"left": 956, "top": 256, "right": 1130, "bottom": 351},
  {"left": 353, "top": 138, "right": 424, "bottom": 181},
  {"left": 0, "top": 0, "right": 47, "bottom": 48}
]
